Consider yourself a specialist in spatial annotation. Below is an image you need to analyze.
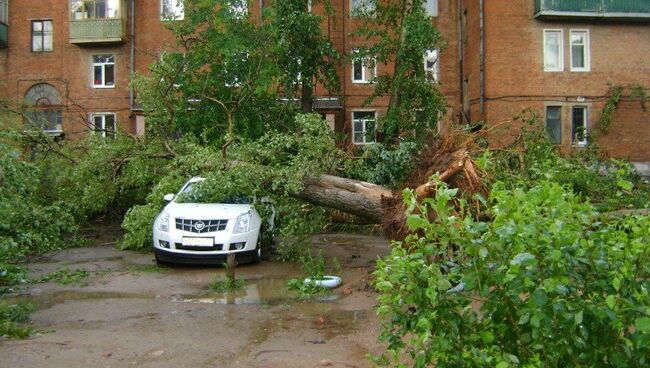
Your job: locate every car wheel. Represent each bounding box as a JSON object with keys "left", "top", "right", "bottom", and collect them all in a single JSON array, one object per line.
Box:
[
  {"left": 252, "top": 244, "right": 262, "bottom": 264},
  {"left": 154, "top": 253, "right": 168, "bottom": 266}
]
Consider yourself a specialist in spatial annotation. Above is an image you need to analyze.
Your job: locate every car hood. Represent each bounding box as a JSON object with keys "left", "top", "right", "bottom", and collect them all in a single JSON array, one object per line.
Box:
[{"left": 165, "top": 202, "right": 253, "bottom": 220}]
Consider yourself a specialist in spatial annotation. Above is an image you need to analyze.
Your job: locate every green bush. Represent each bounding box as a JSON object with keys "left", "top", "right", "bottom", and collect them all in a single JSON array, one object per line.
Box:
[{"left": 374, "top": 181, "right": 649, "bottom": 367}]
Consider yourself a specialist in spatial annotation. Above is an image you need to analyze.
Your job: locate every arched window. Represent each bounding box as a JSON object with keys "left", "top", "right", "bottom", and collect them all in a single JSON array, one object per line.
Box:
[{"left": 24, "top": 83, "right": 64, "bottom": 134}]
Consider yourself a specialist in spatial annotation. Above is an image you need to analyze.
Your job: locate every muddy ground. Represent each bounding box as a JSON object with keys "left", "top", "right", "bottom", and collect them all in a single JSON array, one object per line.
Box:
[{"left": 0, "top": 228, "right": 389, "bottom": 368}]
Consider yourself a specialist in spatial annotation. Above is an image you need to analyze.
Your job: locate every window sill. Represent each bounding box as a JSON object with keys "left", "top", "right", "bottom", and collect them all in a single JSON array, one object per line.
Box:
[
  {"left": 351, "top": 80, "right": 373, "bottom": 84},
  {"left": 543, "top": 69, "right": 564, "bottom": 72},
  {"left": 570, "top": 68, "right": 591, "bottom": 72},
  {"left": 93, "top": 85, "right": 116, "bottom": 89}
]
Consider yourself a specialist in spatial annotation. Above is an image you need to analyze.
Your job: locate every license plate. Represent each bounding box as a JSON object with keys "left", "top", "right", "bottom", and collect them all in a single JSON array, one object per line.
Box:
[{"left": 182, "top": 237, "right": 214, "bottom": 247}]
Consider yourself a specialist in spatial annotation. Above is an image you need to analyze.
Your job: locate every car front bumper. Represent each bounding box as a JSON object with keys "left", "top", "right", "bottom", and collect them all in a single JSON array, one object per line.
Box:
[{"left": 153, "top": 247, "right": 259, "bottom": 265}]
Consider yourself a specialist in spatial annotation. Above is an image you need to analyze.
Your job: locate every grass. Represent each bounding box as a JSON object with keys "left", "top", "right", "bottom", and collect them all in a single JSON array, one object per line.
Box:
[
  {"left": 209, "top": 276, "right": 245, "bottom": 293},
  {"left": 0, "top": 301, "right": 34, "bottom": 339},
  {"left": 35, "top": 268, "right": 91, "bottom": 286},
  {"left": 127, "top": 264, "right": 169, "bottom": 274}
]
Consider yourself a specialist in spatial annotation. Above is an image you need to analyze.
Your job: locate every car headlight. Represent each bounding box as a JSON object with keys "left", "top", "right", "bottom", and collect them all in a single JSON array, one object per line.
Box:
[
  {"left": 233, "top": 212, "right": 251, "bottom": 234},
  {"left": 158, "top": 211, "right": 170, "bottom": 232}
]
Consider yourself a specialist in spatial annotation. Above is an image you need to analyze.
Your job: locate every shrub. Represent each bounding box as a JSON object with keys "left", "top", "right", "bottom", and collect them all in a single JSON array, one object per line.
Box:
[{"left": 374, "top": 181, "right": 649, "bottom": 367}]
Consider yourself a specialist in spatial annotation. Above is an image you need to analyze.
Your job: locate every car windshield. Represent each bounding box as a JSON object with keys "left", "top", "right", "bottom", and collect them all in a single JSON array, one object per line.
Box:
[{"left": 178, "top": 181, "right": 250, "bottom": 204}]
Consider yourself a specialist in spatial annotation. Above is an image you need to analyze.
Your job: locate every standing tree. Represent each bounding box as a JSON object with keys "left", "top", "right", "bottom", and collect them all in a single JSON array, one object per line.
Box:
[
  {"left": 354, "top": 0, "right": 447, "bottom": 143},
  {"left": 269, "top": 0, "right": 340, "bottom": 112}
]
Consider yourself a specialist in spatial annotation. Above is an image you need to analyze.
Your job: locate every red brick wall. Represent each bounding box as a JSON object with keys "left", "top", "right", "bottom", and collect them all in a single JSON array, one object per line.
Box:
[{"left": 478, "top": 0, "right": 650, "bottom": 161}]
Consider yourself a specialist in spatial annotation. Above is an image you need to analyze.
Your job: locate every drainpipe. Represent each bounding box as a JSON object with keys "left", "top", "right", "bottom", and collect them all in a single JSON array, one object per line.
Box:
[
  {"left": 479, "top": 0, "right": 485, "bottom": 115},
  {"left": 129, "top": 0, "right": 135, "bottom": 110},
  {"left": 458, "top": 0, "right": 465, "bottom": 123}
]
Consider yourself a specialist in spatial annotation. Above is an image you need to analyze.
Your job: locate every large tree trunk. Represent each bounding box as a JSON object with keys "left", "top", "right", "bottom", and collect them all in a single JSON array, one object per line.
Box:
[{"left": 292, "top": 175, "right": 392, "bottom": 223}]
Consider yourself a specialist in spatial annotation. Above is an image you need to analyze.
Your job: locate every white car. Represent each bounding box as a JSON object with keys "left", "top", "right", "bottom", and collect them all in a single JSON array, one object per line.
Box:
[{"left": 152, "top": 177, "right": 266, "bottom": 265}]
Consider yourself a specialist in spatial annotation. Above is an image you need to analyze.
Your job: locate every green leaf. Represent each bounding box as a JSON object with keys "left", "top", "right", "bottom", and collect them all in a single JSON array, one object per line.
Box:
[
  {"left": 616, "top": 179, "right": 633, "bottom": 191},
  {"left": 481, "top": 331, "right": 494, "bottom": 344},
  {"left": 436, "top": 279, "right": 451, "bottom": 291},
  {"left": 511, "top": 252, "right": 536, "bottom": 266},
  {"left": 635, "top": 317, "right": 650, "bottom": 333},
  {"left": 518, "top": 313, "right": 530, "bottom": 325},
  {"left": 530, "top": 314, "right": 541, "bottom": 328},
  {"left": 479, "top": 247, "right": 488, "bottom": 259},
  {"left": 574, "top": 311, "right": 583, "bottom": 326},
  {"left": 611, "top": 277, "right": 621, "bottom": 291},
  {"left": 606, "top": 295, "right": 616, "bottom": 310},
  {"left": 496, "top": 362, "right": 509, "bottom": 368}
]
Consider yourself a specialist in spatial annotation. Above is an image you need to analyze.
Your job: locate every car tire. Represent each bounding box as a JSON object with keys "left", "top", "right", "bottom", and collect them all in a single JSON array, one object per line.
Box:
[
  {"left": 251, "top": 245, "right": 262, "bottom": 264},
  {"left": 154, "top": 253, "right": 168, "bottom": 266}
]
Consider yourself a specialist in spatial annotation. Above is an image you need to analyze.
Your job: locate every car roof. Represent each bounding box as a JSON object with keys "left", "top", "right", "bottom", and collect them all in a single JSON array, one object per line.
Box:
[{"left": 187, "top": 177, "right": 205, "bottom": 183}]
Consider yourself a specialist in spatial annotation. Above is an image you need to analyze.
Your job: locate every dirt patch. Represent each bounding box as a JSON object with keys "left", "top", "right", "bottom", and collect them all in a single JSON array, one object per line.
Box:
[{"left": 0, "top": 233, "right": 389, "bottom": 368}]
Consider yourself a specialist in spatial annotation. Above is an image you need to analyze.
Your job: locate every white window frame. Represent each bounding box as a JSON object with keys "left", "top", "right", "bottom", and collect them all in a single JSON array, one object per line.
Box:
[
  {"left": 351, "top": 49, "right": 376, "bottom": 84},
  {"left": 160, "top": 0, "right": 184, "bottom": 21},
  {"left": 350, "top": 0, "right": 375, "bottom": 17},
  {"left": 91, "top": 112, "right": 117, "bottom": 138},
  {"left": 352, "top": 110, "right": 377, "bottom": 145},
  {"left": 0, "top": 0, "right": 8, "bottom": 25},
  {"left": 570, "top": 29, "right": 590, "bottom": 72},
  {"left": 424, "top": 49, "right": 439, "bottom": 83},
  {"left": 424, "top": 0, "right": 438, "bottom": 17},
  {"left": 92, "top": 55, "right": 116, "bottom": 88},
  {"left": 571, "top": 106, "right": 588, "bottom": 147},
  {"left": 543, "top": 29, "right": 564, "bottom": 72},
  {"left": 31, "top": 19, "right": 54, "bottom": 53}
]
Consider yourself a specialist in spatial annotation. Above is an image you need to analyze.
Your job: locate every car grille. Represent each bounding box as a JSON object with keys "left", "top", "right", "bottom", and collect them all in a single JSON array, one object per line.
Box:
[
  {"left": 175, "top": 218, "right": 228, "bottom": 233},
  {"left": 175, "top": 243, "right": 224, "bottom": 251}
]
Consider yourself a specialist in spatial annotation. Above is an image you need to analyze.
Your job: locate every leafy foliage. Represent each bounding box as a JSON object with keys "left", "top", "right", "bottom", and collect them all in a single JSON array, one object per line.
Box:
[
  {"left": 0, "top": 301, "right": 34, "bottom": 339},
  {"left": 374, "top": 181, "right": 649, "bottom": 367},
  {"left": 354, "top": 0, "right": 447, "bottom": 143},
  {"left": 489, "top": 111, "right": 650, "bottom": 211},
  {"left": 0, "top": 132, "right": 77, "bottom": 285}
]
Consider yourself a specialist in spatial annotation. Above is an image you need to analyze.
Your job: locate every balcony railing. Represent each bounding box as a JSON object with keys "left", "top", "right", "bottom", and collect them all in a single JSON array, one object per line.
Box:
[
  {"left": 69, "top": 17, "right": 125, "bottom": 44},
  {"left": 534, "top": 0, "right": 650, "bottom": 20}
]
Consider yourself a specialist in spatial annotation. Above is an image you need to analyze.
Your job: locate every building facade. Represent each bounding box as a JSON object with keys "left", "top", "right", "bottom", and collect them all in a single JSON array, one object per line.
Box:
[
  {"left": 461, "top": 0, "right": 650, "bottom": 171},
  {"left": 0, "top": 1, "right": 649, "bottom": 170}
]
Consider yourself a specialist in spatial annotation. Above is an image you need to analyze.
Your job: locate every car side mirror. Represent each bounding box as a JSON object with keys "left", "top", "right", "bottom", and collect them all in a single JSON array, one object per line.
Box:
[{"left": 163, "top": 194, "right": 174, "bottom": 202}]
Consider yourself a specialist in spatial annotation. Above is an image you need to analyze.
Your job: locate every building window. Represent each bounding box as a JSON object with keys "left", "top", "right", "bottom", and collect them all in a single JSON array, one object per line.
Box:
[
  {"left": 32, "top": 20, "right": 53, "bottom": 52},
  {"left": 545, "top": 106, "right": 562, "bottom": 145},
  {"left": 572, "top": 106, "right": 588, "bottom": 147},
  {"left": 24, "top": 83, "right": 64, "bottom": 134},
  {"left": 352, "top": 111, "right": 376, "bottom": 145},
  {"left": 424, "top": 0, "right": 438, "bottom": 17},
  {"left": 424, "top": 49, "right": 439, "bottom": 83},
  {"left": 161, "top": 0, "right": 184, "bottom": 20},
  {"left": 93, "top": 55, "right": 115, "bottom": 88},
  {"left": 570, "top": 30, "right": 590, "bottom": 72},
  {"left": 544, "top": 29, "right": 563, "bottom": 72},
  {"left": 70, "top": 0, "right": 122, "bottom": 19},
  {"left": 1, "top": 0, "right": 9, "bottom": 25},
  {"left": 351, "top": 50, "right": 376, "bottom": 83},
  {"left": 92, "top": 113, "right": 116, "bottom": 138},
  {"left": 350, "top": 0, "right": 375, "bottom": 17}
]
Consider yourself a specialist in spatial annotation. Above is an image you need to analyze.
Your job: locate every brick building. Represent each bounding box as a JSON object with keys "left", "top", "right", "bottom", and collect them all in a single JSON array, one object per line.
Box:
[
  {"left": 0, "top": 1, "right": 648, "bottom": 170},
  {"left": 461, "top": 0, "right": 650, "bottom": 172}
]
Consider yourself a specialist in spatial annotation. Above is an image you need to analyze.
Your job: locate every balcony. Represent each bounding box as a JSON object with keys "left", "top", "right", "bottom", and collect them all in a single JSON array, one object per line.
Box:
[
  {"left": 534, "top": 0, "right": 650, "bottom": 21},
  {"left": 69, "top": 0, "right": 127, "bottom": 44},
  {"left": 69, "top": 17, "right": 125, "bottom": 44}
]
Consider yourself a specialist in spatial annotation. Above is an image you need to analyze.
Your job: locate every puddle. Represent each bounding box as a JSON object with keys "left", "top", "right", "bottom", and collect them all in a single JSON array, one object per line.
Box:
[
  {"left": 172, "top": 278, "right": 341, "bottom": 305},
  {"left": 9, "top": 290, "right": 157, "bottom": 310}
]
